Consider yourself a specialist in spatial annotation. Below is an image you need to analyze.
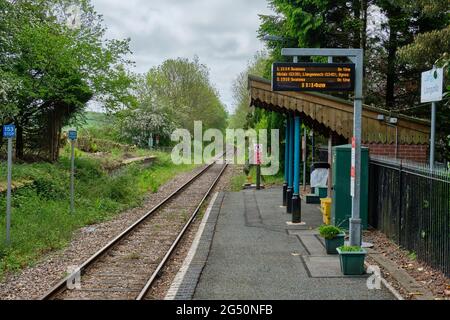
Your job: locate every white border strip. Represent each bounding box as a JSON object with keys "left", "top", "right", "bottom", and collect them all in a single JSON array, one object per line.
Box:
[
  {"left": 364, "top": 261, "right": 404, "bottom": 300},
  {"left": 164, "top": 192, "right": 219, "bottom": 300}
]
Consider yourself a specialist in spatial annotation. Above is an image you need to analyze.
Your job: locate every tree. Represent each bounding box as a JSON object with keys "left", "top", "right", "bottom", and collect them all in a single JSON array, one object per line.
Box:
[
  {"left": 144, "top": 57, "right": 227, "bottom": 134},
  {"left": 369, "top": 0, "right": 449, "bottom": 109},
  {"left": 229, "top": 52, "right": 268, "bottom": 130},
  {"left": 395, "top": 0, "right": 450, "bottom": 161},
  {"left": 257, "top": 0, "right": 450, "bottom": 161},
  {"left": 117, "top": 57, "right": 228, "bottom": 146},
  {"left": 116, "top": 75, "right": 174, "bottom": 147},
  {"left": 0, "top": 0, "right": 134, "bottom": 161},
  {"left": 258, "top": 0, "right": 370, "bottom": 100},
  {"left": 258, "top": 0, "right": 448, "bottom": 109}
]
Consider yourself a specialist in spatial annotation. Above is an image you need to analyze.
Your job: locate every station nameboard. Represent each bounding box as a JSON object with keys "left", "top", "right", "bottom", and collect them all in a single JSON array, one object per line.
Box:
[{"left": 272, "top": 62, "right": 355, "bottom": 92}]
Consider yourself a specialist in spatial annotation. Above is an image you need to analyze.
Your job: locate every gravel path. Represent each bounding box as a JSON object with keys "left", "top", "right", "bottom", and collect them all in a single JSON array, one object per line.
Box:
[{"left": 0, "top": 165, "right": 208, "bottom": 300}]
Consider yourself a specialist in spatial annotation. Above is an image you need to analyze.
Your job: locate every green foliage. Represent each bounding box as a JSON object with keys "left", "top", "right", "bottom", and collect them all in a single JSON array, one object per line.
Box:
[
  {"left": 398, "top": 26, "right": 450, "bottom": 69},
  {"left": 137, "top": 152, "right": 195, "bottom": 193},
  {"left": 338, "top": 246, "right": 364, "bottom": 252},
  {"left": 229, "top": 51, "right": 268, "bottom": 130},
  {"left": 117, "top": 57, "right": 228, "bottom": 147},
  {"left": 231, "top": 174, "right": 247, "bottom": 192},
  {"left": 408, "top": 251, "right": 417, "bottom": 261},
  {"left": 258, "top": 0, "right": 366, "bottom": 57},
  {"left": 0, "top": 0, "right": 134, "bottom": 161},
  {"left": 256, "top": 0, "right": 450, "bottom": 161},
  {"left": 116, "top": 74, "right": 175, "bottom": 147},
  {"left": 261, "top": 170, "right": 284, "bottom": 186},
  {"left": 319, "top": 225, "right": 344, "bottom": 240}
]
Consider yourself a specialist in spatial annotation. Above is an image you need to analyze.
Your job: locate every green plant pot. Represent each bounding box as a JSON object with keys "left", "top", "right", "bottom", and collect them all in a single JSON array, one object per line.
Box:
[
  {"left": 324, "top": 233, "right": 345, "bottom": 254},
  {"left": 337, "top": 248, "right": 367, "bottom": 275}
]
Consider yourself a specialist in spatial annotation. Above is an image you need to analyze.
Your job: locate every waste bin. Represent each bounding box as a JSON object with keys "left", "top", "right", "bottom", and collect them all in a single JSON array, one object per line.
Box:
[
  {"left": 321, "top": 198, "right": 332, "bottom": 225},
  {"left": 331, "top": 144, "right": 368, "bottom": 230}
]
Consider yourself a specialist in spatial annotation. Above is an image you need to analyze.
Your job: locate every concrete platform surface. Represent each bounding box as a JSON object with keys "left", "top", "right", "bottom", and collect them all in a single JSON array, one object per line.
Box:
[{"left": 189, "top": 187, "right": 396, "bottom": 300}]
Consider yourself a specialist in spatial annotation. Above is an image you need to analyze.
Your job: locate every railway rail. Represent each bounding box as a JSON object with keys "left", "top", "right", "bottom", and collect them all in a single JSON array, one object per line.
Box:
[{"left": 40, "top": 156, "right": 228, "bottom": 300}]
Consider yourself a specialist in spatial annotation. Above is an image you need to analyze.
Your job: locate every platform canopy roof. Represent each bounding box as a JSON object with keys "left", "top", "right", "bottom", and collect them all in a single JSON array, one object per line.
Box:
[{"left": 248, "top": 75, "right": 430, "bottom": 145}]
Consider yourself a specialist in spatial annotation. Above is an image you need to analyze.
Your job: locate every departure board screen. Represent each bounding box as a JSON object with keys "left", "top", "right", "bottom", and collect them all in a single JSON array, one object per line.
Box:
[{"left": 272, "top": 63, "right": 355, "bottom": 92}]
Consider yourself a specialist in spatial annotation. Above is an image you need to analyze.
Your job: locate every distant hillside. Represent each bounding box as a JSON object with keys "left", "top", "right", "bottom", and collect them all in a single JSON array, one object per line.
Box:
[{"left": 82, "top": 112, "right": 113, "bottom": 129}]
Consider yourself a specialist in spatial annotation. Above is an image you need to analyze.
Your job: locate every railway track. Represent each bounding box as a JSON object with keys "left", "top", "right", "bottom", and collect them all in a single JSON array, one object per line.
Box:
[{"left": 40, "top": 157, "right": 228, "bottom": 300}]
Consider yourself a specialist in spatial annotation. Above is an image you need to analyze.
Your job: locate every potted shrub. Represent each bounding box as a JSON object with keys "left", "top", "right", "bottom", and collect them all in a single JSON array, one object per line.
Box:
[
  {"left": 318, "top": 225, "right": 345, "bottom": 254},
  {"left": 337, "top": 246, "right": 367, "bottom": 275}
]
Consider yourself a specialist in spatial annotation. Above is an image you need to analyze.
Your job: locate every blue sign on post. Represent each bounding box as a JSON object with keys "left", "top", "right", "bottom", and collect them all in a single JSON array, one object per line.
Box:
[
  {"left": 68, "top": 130, "right": 77, "bottom": 141},
  {"left": 2, "top": 125, "right": 16, "bottom": 139},
  {"left": 3, "top": 124, "right": 15, "bottom": 245}
]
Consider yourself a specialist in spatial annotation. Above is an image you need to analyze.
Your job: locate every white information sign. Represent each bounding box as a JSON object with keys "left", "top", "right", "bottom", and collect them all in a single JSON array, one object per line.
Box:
[{"left": 421, "top": 68, "right": 444, "bottom": 103}]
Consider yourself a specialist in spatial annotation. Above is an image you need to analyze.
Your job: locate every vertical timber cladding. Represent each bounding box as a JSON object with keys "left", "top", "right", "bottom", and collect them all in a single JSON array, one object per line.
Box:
[{"left": 272, "top": 62, "right": 356, "bottom": 92}]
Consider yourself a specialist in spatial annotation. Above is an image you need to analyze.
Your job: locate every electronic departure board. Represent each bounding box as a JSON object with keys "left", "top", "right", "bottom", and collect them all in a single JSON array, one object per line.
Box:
[{"left": 272, "top": 62, "right": 355, "bottom": 92}]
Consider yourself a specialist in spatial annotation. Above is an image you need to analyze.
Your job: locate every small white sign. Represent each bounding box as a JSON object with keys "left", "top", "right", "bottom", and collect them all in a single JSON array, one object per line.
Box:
[{"left": 421, "top": 68, "right": 444, "bottom": 103}]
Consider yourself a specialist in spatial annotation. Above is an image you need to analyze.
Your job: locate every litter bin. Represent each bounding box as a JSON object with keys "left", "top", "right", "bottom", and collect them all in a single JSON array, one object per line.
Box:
[
  {"left": 321, "top": 198, "right": 332, "bottom": 225},
  {"left": 331, "top": 144, "right": 369, "bottom": 230}
]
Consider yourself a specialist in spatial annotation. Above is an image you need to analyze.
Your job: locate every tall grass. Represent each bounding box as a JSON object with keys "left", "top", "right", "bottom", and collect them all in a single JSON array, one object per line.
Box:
[{"left": 231, "top": 165, "right": 284, "bottom": 192}]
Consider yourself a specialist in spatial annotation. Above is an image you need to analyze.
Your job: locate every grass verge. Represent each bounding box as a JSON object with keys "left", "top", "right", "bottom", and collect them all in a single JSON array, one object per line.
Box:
[{"left": 230, "top": 165, "right": 284, "bottom": 192}]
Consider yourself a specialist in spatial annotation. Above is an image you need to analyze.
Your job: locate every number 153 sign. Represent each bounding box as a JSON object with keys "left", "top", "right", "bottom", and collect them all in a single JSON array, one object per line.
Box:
[{"left": 2, "top": 125, "right": 16, "bottom": 139}]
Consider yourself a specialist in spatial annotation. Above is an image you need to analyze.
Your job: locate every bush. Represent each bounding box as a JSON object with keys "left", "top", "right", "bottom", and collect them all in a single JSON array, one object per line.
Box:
[
  {"left": 337, "top": 246, "right": 364, "bottom": 252},
  {"left": 33, "top": 177, "right": 65, "bottom": 200},
  {"left": 318, "top": 225, "right": 343, "bottom": 240},
  {"left": 77, "top": 135, "right": 136, "bottom": 154},
  {"left": 73, "top": 157, "right": 104, "bottom": 180},
  {"left": 104, "top": 166, "right": 141, "bottom": 205}
]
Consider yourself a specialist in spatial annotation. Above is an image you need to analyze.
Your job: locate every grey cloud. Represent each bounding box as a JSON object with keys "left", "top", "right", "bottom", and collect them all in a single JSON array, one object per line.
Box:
[{"left": 92, "top": 0, "right": 273, "bottom": 110}]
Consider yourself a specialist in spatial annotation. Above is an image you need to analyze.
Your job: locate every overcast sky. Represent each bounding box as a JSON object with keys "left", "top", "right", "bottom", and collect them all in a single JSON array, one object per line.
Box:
[{"left": 91, "top": 0, "right": 273, "bottom": 113}]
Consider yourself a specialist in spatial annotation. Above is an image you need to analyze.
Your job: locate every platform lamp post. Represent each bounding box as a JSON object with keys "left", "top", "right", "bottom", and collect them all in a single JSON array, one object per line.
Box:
[{"left": 281, "top": 48, "right": 364, "bottom": 247}]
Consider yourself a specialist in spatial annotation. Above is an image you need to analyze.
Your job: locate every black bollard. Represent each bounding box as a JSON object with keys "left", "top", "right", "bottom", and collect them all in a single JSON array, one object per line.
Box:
[
  {"left": 292, "top": 194, "right": 301, "bottom": 223},
  {"left": 286, "top": 187, "right": 293, "bottom": 214}
]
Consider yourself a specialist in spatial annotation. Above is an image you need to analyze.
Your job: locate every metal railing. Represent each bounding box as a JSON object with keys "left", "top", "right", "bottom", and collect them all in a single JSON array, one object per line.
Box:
[{"left": 369, "top": 155, "right": 450, "bottom": 277}]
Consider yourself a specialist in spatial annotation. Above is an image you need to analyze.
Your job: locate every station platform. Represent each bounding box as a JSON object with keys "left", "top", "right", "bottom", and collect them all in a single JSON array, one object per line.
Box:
[{"left": 166, "top": 187, "right": 395, "bottom": 300}]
